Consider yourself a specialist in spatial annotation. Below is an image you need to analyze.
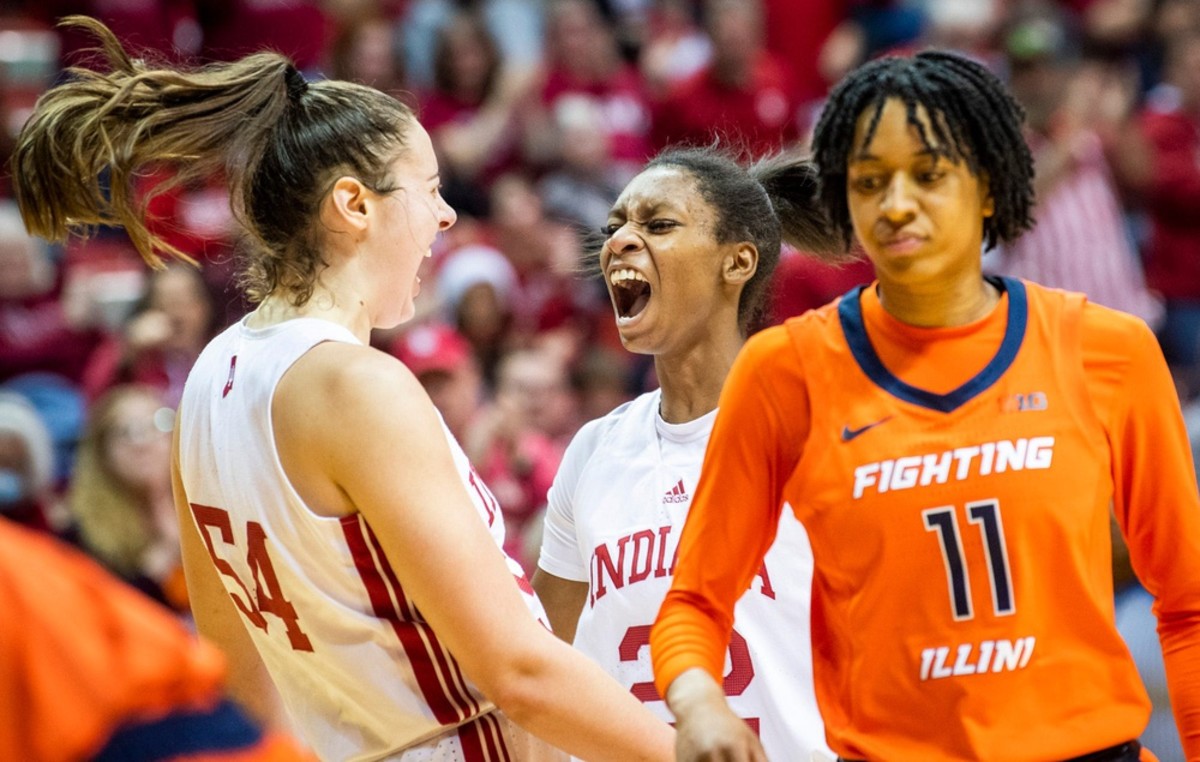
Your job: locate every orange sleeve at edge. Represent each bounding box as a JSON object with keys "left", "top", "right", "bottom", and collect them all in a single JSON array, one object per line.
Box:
[
  {"left": 651, "top": 325, "right": 809, "bottom": 697},
  {"left": 1085, "top": 308, "right": 1200, "bottom": 758}
]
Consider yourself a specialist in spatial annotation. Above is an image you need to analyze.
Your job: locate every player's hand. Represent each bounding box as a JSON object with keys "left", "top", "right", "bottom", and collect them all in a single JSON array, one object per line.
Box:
[{"left": 666, "top": 669, "right": 768, "bottom": 762}]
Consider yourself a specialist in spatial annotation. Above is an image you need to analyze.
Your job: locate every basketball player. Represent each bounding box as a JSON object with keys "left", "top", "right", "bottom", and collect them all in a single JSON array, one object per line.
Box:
[
  {"left": 532, "top": 147, "right": 841, "bottom": 759},
  {"left": 12, "top": 17, "right": 673, "bottom": 762},
  {"left": 651, "top": 51, "right": 1200, "bottom": 760}
]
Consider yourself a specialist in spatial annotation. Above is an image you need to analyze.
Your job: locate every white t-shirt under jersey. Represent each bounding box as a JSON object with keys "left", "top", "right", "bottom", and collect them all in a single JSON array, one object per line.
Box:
[
  {"left": 178, "top": 316, "right": 564, "bottom": 762},
  {"left": 538, "top": 389, "right": 829, "bottom": 759}
]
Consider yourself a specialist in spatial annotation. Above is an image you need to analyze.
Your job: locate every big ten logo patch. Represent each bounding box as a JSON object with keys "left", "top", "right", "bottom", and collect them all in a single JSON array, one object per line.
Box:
[{"left": 1002, "top": 391, "right": 1047, "bottom": 413}]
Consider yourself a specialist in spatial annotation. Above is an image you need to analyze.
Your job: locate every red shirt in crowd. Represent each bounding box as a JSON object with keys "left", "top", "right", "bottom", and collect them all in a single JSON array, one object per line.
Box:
[
  {"left": 1140, "top": 104, "right": 1200, "bottom": 301},
  {"left": 653, "top": 52, "right": 800, "bottom": 157},
  {"left": 541, "top": 64, "right": 654, "bottom": 168}
]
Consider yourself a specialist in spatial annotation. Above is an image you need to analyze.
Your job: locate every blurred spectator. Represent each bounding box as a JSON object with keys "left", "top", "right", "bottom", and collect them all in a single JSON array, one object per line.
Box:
[
  {"left": 763, "top": 0, "right": 846, "bottom": 108},
  {"left": 653, "top": 0, "right": 800, "bottom": 156},
  {"left": 199, "top": 0, "right": 329, "bottom": 72},
  {"left": 0, "top": 77, "right": 18, "bottom": 198},
  {"left": 0, "top": 203, "right": 103, "bottom": 386},
  {"left": 402, "top": 0, "right": 544, "bottom": 92},
  {"left": 989, "top": 12, "right": 1163, "bottom": 327},
  {"left": 0, "top": 518, "right": 307, "bottom": 761},
  {"left": 420, "top": 10, "right": 537, "bottom": 216},
  {"left": 328, "top": 12, "right": 410, "bottom": 101},
  {"left": 571, "top": 345, "right": 635, "bottom": 423},
  {"left": 535, "top": 0, "right": 653, "bottom": 182},
  {"left": 537, "top": 95, "right": 625, "bottom": 233},
  {"left": 141, "top": 171, "right": 244, "bottom": 320},
  {"left": 436, "top": 242, "right": 518, "bottom": 381},
  {"left": 639, "top": 0, "right": 713, "bottom": 98},
  {"left": 592, "top": 0, "right": 654, "bottom": 60},
  {"left": 389, "top": 322, "right": 486, "bottom": 443},
  {"left": 47, "top": 0, "right": 202, "bottom": 61},
  {"left": 1080, "top": 0, "right": 1153, "bottom": 58},
  {"left": 466, "top": 347, "right": 572, "bottom": 570},
  {"left": 66, "top": 384, "right": 185, "bottom": 610},
  {"left": 920, "top": 0, "right": 998, "bottom": 61},
  {"left": 82, "top": 263, "right": 221, "bottom": 408},
  {"left": 1140, "top": 26, "right": 1200, "bottom": 399},
  {"left": 0, "top": 17, "right": 58, "bottom": 177},
  {"left": 815, "top": 1, "right": 926, "bottom": 116},
  {"left": 0, "top": 392, "right": 58, "bottom": 533},
  {"left": 488, "top": 174, "right": 603, "bottom": 357},
  {"left": 767, "top": 248, "right": 875, "bottom": 325}
]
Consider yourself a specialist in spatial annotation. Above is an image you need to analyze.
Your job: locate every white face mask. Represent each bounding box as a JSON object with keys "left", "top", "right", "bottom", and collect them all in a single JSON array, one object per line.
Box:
[{"left": 0, "top": 468, "right": 28, "bottom": 509}]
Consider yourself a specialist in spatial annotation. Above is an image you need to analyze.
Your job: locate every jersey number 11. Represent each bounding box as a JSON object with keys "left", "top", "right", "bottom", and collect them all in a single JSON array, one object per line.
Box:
[{"left": 922, "top": 499, "right": 1015, "bottom": 621}]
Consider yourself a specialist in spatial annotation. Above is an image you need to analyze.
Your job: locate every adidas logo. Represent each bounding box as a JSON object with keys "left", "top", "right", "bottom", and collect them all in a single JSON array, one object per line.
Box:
[{"left": 662, "top": 479, "right": 689, "bottom": 504}]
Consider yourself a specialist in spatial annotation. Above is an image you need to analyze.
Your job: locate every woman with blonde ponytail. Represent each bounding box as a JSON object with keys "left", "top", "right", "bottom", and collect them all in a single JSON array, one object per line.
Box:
[{"left": 13, "top": 17, "right": 673, "bottom": 762}]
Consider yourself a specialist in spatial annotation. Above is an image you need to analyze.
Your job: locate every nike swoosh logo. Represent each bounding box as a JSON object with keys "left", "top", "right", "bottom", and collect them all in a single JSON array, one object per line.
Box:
[{"left": 841, "top": 416, "right": 893, "bottom": 442}]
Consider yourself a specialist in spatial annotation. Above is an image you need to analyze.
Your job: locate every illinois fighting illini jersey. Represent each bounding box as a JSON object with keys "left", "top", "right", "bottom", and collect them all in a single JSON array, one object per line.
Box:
[
  {"left": 653, "top": 278, "right": 1200, "bottom": 760},
  {"left": 538, "top": 390, "right": 828, "bottom": 759},
  {"left": 178, "top": 317, "right": 562, "bottom": 762}
]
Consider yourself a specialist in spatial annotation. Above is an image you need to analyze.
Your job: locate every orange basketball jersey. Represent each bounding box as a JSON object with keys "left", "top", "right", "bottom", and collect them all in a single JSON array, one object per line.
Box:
[
  {"left": 653, "top": 277, "right": 1200, "bottom": 760},
  {"left": 792, "top": 278, "right": 1148, "bottom": 758}
]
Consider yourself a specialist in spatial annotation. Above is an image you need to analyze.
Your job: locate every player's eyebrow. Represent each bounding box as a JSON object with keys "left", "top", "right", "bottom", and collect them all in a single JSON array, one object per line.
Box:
[
  {"left": 851, "top": 147, "right": 942, "bottom": 163},
  {"left": 609, "top": 200, "right": 682, "bottom": 219}
]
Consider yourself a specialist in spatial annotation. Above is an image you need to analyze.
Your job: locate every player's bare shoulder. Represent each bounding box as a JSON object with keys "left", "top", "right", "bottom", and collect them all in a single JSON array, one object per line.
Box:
[{"left": 295, "top": 341, "right": 423, "bottom": 402}]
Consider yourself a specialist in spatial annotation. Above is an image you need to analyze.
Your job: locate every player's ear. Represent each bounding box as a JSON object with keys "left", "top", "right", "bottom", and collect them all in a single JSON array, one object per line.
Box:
[
  {"left": 723, "top": 242, "right": 758, "bottom": 286},
  {"left": 321, "top": 176, "right": 370, "bottom": 237},
  {"left": 979, "top": 171, "right": 995, "bottom": 218}
]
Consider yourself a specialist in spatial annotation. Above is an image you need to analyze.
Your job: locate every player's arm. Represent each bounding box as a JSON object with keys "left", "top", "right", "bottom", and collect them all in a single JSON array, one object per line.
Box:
[
  {"left": 1086, "top": 309, "right": 1200, "bottom": 756},
  {"left": 533, "top": 419, "right": 602, "bottom": 643},
  {"left": 171, "top": 419, "right": 288, "bottom": 730},
  {"left": 531, "top": 570, "right": 588, "bottom": 643},
  {"left": 651, "top": 326, "right": 808, "bottom": 761},
  {"left": 299, "top": 345, "right": 673, "bottom": 762}
]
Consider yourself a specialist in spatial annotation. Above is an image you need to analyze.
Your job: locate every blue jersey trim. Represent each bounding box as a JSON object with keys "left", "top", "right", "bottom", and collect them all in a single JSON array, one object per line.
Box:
[
  {"left": 94, "top": 699, "right": 262, "bottom": 762},
  {"left": 837, "top": 276, "right": 1027, "bottom": 413}
]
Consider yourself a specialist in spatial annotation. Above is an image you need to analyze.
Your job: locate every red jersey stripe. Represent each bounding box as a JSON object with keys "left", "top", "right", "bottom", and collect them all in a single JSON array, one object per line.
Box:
[
  {"left": 458, "top": 716, "right": 489, "bottom": 762},
  {"left": 342, "top": 516, "right": 470, "bottom": 725},
  {"left": 363, "top": 526, "right": 483, "bottom": 720}
]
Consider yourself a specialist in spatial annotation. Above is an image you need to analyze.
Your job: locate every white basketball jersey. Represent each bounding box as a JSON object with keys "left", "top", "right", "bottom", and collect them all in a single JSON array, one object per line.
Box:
[
  {"left": 538, "top": 390, "right": 829, "bottom": 760},
  {"left": 178, "top": 317, "right": 563, "bottom": 762}
]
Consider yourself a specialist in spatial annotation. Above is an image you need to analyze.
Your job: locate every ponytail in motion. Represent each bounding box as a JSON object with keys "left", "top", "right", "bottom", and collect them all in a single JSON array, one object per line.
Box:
[{"left": 12, "top": 16, "right": 416, "bottom": 305}]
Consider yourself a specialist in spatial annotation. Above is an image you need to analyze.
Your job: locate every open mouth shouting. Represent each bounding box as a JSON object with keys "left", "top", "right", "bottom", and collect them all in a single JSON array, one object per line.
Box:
[{"left": 610, "top": 268, "right": 651, "bottom": 324}]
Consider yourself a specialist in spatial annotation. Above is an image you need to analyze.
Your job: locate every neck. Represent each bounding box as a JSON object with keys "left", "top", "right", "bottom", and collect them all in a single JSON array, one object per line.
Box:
[
  {"left": 654, "top": 320, "right": 744, "bottom": 424},
  {"left": 249, "top": 287, "right": 373, "bottom": 345},
  {"left": 876, "top": 272, "right": 999, "bottom": 328}
]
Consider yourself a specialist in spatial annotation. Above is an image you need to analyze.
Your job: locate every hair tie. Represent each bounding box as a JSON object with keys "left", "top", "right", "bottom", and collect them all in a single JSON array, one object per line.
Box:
[{"left": 284, "top": 65, "right": 308, "bottom": 104}]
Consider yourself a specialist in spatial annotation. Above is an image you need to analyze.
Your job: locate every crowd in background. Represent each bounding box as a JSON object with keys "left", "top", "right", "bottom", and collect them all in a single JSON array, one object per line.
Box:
[{"left": 0, "top": 0, "right": 1197, "bottom": 756}]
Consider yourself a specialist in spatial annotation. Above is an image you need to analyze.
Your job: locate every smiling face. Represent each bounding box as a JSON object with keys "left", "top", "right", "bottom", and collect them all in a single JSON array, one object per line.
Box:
[
  {"left": 101, "top": 390, "right": 171, "bottom": 496},
  {"left": 149, "top": 266, "right": 213, "bottom": 353},
  {"left": 601, "top": 166, "right": 742, "bottom": 355},
  {"left": 369, "top": 124, "right": 457, "bottom": 327},
  {"left": 846, "top": 98, "right": 994, "bottom": 287}
]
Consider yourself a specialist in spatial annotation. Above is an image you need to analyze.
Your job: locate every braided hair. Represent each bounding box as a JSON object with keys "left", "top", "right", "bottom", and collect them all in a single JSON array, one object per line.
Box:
[{"left": 811, "top": 50, "right": 1035, "bottom": 250}]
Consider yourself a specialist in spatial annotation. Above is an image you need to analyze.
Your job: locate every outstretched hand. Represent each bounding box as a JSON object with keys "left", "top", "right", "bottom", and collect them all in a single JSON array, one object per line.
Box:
[{"left": 667, "top": 669, "right": 768, "bottom": 762}]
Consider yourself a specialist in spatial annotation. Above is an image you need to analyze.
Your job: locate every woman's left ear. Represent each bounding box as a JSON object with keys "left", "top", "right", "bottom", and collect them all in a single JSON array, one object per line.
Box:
[
  {"left": 724, "top": 243, "right": 758, "bottom": 285},
  {"left": 322, "top": 176, "right": 371, "bottom": 236},
  {"left": 980, "top": 173, "right": 996, "bottom": 218}
]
